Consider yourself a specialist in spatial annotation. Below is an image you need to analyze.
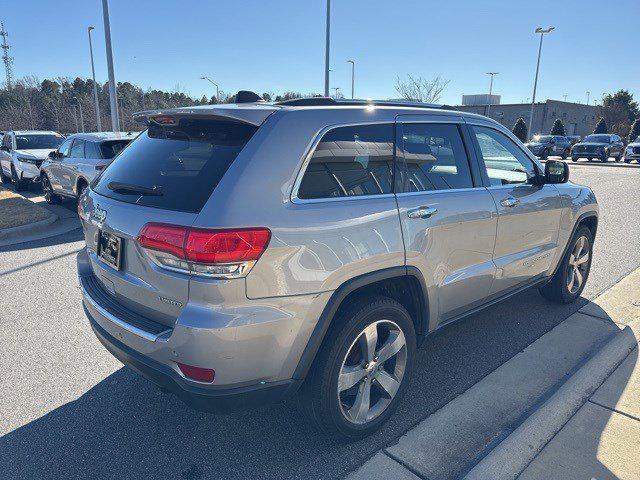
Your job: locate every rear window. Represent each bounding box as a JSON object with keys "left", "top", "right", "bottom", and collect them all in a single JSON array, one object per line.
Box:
[
  {"left": 100, "top": 139, "right": 132, "bottom": 159},
  {"left": 93, "top": 119, "right": 258, "bottom": 213}
]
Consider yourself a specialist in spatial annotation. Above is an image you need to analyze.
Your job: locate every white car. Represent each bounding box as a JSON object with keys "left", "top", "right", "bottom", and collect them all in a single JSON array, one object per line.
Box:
[
  {"left": 623, "top": 136, "right": 640, "bottom": 164},
  {"left": 0, "top": 130, "right": 65, "bottom": 191},
  {"left": 40, "top": 132, "right": 136, "bottom": 204}
]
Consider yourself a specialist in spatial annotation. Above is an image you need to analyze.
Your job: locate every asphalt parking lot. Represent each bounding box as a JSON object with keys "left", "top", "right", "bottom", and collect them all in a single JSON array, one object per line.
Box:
[{"left": 1, "top": 162, "right": 639, "bottom": 480}]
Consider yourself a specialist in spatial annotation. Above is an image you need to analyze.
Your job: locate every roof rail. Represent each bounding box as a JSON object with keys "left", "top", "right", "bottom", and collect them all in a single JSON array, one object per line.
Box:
[{"left": 275, "top": 97, "right": 456, "bottom": 110}]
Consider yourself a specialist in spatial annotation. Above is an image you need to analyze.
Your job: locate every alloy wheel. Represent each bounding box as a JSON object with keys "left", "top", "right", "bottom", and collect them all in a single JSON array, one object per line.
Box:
[
  {"left": 567, "top": 236, "right": 590, "bottom": 294},
  {"left": 337, "top": 320, "right": 407, "bottom": 425},
  {"left": 42, "top": 176, "right": 52, "bottom": 203}
]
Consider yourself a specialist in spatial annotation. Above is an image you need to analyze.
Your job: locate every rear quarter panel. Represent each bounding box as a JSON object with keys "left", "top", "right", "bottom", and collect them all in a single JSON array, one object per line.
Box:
[{"left": 193, "top": 108, "right": 410, "bottom": 298}]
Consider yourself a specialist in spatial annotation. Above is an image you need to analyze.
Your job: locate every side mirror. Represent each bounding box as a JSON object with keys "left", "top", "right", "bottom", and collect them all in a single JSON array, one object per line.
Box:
[
  {"left": 48, "top": 151, "right": 57, "bottom": 159},
  {"left": 545, "top": 159, "right": 569, "bottom": 184},
  {"left": 0, "top": 145, "right": 9, "bottom": 152}
]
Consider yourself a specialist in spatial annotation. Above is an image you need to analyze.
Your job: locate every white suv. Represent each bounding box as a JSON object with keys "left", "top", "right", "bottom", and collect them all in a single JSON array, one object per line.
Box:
[{"left": 0, "top": 130, "right": 65, "bottom": 191}]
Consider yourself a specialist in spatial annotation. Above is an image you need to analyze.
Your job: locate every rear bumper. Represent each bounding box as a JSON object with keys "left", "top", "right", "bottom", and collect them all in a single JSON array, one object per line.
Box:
[{"left": 86, "top": 304, "right": 301, "bottom": 412}]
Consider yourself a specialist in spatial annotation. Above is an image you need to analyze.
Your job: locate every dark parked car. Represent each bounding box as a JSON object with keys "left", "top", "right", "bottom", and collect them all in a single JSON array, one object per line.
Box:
[
  {"left": 524, "top": 135, "right": 572, "bottom": 159},
  {"left": 571, "top": 134, "right": 625, "bottom": 162}
]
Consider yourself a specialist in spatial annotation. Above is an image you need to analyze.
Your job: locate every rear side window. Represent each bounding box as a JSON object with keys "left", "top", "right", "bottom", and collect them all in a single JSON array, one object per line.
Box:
[
  {"left": 100, "top": 139, "right": 131, "bottom": 159},
  {"left": 93, "top": 119, "right": 257, "bottom": 213},
  {"left": 85, "top": 141, "right": 102, "bottom": 159},
  {"left": 297, "top": 124, "right": 394, "bottom": 199},
  {"left": 398, "top": 123, "right": 473, "bottom": 192}
]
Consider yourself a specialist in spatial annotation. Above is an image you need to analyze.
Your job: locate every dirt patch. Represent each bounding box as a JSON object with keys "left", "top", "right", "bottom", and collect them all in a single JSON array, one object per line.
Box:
[{"left": 0, "top": 187, "right": 52, "bottom": 230}]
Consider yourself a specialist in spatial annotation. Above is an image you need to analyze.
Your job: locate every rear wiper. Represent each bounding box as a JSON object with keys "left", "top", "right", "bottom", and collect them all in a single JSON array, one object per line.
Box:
[{"left": 107, "top": 182, "right": 163, "bottom": 196}]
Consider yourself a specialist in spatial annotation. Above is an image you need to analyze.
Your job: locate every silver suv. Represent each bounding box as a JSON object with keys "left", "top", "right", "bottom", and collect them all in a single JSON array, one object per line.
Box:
[{"left": 77, "top": 94, "right": 598, "bottom": 439}]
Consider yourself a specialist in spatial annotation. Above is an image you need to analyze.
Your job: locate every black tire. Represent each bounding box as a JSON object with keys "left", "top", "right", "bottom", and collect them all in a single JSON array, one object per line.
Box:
[
  {"left": 0, "top": 165, "right": 10, "bottom": 184},
  {"left": 562, "top": 148, "right": 569, "bottom": 160},
  {"left": 615, "top": 154, "right": 621, "bottom": 162},
  {"left": 539, "top": 226, "right": 593, "bottom": 304},
  {"left": 540, "top": 149, "right": 549, "bottom": 160},
  {"left": 571, "top": 157, "right": 578, "bottom": 162},
  {"left": 588, "top": 158, "right": 593, "bottom": 162},
  {"left": 299, "top": 296, "right": 416, "bottom": 440},
  {"left": 11, "top": 165, "right": 27, "bottom": 192},
  {"left": 601, "top": 151, "right": 609, "bottom": 163},
  {"left": 41, "top": 174, "right": 61, "bottom": 204}
]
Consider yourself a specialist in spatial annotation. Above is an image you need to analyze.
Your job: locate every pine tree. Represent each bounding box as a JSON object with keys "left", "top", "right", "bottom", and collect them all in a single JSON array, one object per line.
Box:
[
  {"left": 628, "top": 119, "right": 640, "bottom": 143},
  {"left": 512, "top": 118, "right": 528, "bottom": 143},
  {"left": 594, "top": 117, "right": 608, "bottom": 134},
  {"left": 550, "top": 118, "right": 566, "bottom": 136}
]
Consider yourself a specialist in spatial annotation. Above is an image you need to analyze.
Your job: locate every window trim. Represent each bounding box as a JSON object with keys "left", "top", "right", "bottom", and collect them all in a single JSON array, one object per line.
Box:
[
  {"left": 466, "top": 122, "right": 543, "bottom": 188},
  {"left": 290, "top": 121, "right": 397, "bottom": 204}
]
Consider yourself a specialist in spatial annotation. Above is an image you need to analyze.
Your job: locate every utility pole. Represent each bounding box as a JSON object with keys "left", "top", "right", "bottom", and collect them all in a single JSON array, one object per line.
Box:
[
  {"left": 0, "top": 22, "right": 13, "bottom": 89},
  {"left": 485, "top": 72, "right": 498, "bottom": 117},
  {"left": 101, "top": 0, "right": 120, "bottom": 131},
  {"left": 87, "top": 26, "right": 102, "bottom": 131},
  {"left": 324, "top": 0, "right": 331, "bottom": 96},
  {"left": 347, "top": 60, "right": 355, "bottom": 99},
  {"left": 200, "top": 76, "right": 219, "bottom": 102},
  {"left": 586, "top": 91, "right": 590, "bottom": 105},
  {"left": 528, "top": 26, "right": 555, "bottom": 141}
]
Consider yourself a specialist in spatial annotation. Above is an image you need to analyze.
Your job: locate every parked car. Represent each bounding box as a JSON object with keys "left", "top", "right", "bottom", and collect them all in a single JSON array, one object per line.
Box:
[
  {"left": 0, "top": 130, "right": 64, "bottom": 190},
  {"left": 623, "top": 136, "right": 640, "bottom": 163},
  {"left": 40, "top": 132, "right": 137, "bottom": 204},
  {"left": 77, "top": 94, "right": 598, "bottom": 439},
  {"left": 524, "top": 135, "right": 572, "bottom": 159},
  {"left": 566, "top": 135, "right": 582, "bottom": 146},
  {"left": 571, "top": 134, "right": 625, "bottom": 162}
]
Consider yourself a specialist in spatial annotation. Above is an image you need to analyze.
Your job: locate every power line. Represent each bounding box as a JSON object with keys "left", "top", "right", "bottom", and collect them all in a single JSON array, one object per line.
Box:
[{"left": 0, "top": 21, "right": 14, "bottom": 89}]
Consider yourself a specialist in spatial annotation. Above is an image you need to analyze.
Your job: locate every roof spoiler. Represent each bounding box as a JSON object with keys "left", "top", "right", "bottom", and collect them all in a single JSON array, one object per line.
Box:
[{"left": 276, "top": 97, "right": 456, "bottom": 110}]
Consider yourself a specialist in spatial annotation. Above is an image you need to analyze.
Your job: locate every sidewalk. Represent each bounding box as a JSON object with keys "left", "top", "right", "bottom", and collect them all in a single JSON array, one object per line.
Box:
[{"left": 347, "top": 268, "right": 640, "bottom": 480}]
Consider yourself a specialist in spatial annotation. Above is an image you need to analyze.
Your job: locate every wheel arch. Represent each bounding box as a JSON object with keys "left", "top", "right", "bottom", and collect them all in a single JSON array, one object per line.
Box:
[
  {"left": 550, "top": 211, "right": 598, "bottom": 278},
  {"left": 292, "top": 266, "right": 429, "bottom": 381},
  {"left": 75, "top": 176, "right": 89, "bottom": 196}
]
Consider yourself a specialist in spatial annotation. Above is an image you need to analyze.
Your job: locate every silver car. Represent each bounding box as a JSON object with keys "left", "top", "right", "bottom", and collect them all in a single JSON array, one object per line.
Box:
[
  {"left": 40, "top": 132, "right": 136, "bottom": 204},
  {"left": 77, "top": 94, "right": 598, "bottom": 439}
]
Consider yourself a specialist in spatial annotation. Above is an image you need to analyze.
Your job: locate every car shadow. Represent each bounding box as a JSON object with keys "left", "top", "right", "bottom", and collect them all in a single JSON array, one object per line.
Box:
[{"left": 0, "top": 291, "right": 634, "bottom": 480}]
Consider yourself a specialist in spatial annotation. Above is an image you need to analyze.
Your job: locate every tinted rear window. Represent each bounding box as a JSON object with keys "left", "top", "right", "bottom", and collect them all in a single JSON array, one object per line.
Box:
[
  {"left": 100, "top": 139, "right": 132, "bottom": 159},
  {"left": 93, "top": 119, "right": 258, "bottom": 213}
]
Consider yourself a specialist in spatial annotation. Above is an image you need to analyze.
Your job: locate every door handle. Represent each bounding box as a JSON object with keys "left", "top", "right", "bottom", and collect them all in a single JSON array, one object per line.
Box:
[
  {"left": 407, "top": 206, "right": 438, "bottom": 219},
  {"left": 500, "top": 196, "right": 519, "bottom": 208}
]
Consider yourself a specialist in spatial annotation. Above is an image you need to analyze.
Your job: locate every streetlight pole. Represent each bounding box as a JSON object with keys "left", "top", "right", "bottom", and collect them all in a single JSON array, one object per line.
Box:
[
  {"left": 74, "top": 97, "right": 85, "bottom": 132},
  {"left": 200, "top": 76, "right": 219, "bottom": 102},
  {"left": 101, "top": 0, "right": 120, "bottom": 131},
  {"left": 347, "top": 60, "right": 355, "bottom": 99},
  {"left": 324, "top": 0, "right": 331, "bottom": 97},
  {"left": 586, "top": 91, "right": 590, "bottom": 105},
  {"left": 485, "top": 72, "right": 498, "bottom": 117},
  {"left": 528, "top": 26, "right": 554, "bottom": 141},
  {"left": 87, "top": 26, "right": 102, "bottom": 131}
]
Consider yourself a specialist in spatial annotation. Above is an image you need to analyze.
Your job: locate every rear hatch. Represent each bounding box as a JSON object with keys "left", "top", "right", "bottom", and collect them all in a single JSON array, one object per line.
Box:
[{"left": 81, "top": 112, "right": 265, "bottom": 328}]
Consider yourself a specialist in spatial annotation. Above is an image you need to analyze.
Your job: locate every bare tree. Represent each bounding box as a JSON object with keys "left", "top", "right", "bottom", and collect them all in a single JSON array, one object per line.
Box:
[{"left": 394, "top": 74, "right": 449, "bottom": 103}]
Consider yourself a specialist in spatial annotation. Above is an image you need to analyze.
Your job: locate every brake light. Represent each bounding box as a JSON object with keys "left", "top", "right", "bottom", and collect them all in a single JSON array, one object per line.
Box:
[
  {"left": 136, "top": 223, "right": 271, "bottom": 278},
  {"left": 153, "top": 115, "right": 178, "bottom": 126},
  {"left": 177, "top": 362, "right": 215, "bottom": 383}
]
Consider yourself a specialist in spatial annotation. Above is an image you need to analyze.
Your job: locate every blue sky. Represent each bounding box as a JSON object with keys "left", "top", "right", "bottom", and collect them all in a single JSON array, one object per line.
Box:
[{"left": 5, "top": 0, "right": 640, "bottom": 105}]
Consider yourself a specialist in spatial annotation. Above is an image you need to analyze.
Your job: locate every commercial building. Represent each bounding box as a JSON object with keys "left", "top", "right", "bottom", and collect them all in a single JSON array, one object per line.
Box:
[{"left": 456, "top": 98, "right": 601, "bottom": 138}]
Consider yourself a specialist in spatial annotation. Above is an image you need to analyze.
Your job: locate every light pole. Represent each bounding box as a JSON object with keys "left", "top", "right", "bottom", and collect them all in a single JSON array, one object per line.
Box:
[
  {"left": 73, "top": 97, "right": 85, "bottom": 132},
  {"left": 101, "top": 0, "right": 120, "bottom": 131},
  {"left": 586, "top": 91, "right": 590, "bottom": 105},
  {"left": 324, "top": 0, "right": 331, "bottom": 96},
  {"left": 347, "top": 60, "right": 355, "bottom": 99},
  {"left": 87, "top": 26, "right": 101, "bottom": 131},
  {"left": 485, "top": 72, "right": 498, "bottom": 117},
  {"left": 528, "top": 26, "right": 554, "bottom": 140},
  {"left": 200, "top": 76, "right": 219, "bottom": 102}
]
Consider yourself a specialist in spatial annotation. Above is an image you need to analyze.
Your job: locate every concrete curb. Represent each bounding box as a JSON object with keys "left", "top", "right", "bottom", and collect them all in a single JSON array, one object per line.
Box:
[
  {"left": 0, "top": 212, "right": 58, "bottom": 241},
  {"left": 463, "top": 284, "right": 640, "bottom": 479}
]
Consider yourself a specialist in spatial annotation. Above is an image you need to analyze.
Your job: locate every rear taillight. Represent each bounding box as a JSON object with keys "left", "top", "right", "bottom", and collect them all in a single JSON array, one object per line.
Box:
[{"left": 137, "top": 223, "right": 271, "bottom": 279}]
